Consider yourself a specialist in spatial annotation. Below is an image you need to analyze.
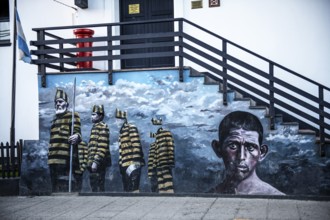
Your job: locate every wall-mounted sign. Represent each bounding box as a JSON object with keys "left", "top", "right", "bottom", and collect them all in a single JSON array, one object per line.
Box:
[
  {"left": 209, "top": 0, "right": 220, "bottom": 7},
  {"left": 75, "top": 0, "right": 88, "bottom": 9},
  {"left": 191, "top": 0, "right": 203, "bottom": 9},
  {"left": 129, "top": 4, "right": 140, "bottom": 14}
]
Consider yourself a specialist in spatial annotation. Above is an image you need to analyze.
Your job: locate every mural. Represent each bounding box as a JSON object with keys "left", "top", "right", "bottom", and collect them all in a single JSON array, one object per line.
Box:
[{"left": 19, "top": 69, "right": 330, "bottom": 196}]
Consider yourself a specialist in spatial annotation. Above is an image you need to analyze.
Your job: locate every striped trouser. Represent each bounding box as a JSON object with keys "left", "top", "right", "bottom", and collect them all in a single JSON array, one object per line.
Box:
[{"left": 157, "top": 167, "right": 174, "bottom": 193}]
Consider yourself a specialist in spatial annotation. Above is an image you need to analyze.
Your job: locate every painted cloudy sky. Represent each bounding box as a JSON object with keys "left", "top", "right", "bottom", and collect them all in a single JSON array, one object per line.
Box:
[{"left": 39, "top": 70, "right": 228, "bottom": 156}]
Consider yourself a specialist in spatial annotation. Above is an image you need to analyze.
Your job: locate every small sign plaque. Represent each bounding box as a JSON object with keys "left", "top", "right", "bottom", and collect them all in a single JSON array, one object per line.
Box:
[
  {"left": 129, "top": 4, "right": 140, "bottom": 14},
  {"left": 209, "top": 0, "right": 220, "bottom": 8},
  {"left": 191, "top": 0, "right": 203, "bottom": 9}
]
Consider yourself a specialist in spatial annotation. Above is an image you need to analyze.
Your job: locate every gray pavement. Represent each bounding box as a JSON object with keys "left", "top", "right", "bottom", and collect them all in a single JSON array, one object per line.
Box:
[{"left": 0, "top": 194, "right": 329, "bottom": 220}]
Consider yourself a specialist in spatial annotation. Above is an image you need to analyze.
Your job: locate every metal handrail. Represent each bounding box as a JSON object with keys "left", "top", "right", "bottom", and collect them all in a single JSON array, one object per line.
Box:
[{"left": 30, "top": 18, "right": 329, "bottom": 145}]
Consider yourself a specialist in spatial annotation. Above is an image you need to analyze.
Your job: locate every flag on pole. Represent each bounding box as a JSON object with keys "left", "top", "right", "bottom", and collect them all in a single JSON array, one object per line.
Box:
[{"left": 16, "top": 9, "right": 31, "bottom": 63}]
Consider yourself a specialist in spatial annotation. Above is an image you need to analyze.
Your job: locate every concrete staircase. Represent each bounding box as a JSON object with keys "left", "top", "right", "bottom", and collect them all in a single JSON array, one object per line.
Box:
[{"left": 188, "top": 67, "right": 329, "bottom": 157}]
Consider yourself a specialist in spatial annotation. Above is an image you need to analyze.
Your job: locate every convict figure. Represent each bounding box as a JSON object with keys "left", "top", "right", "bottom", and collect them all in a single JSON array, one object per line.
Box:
[
  {"left": 87, "top": 105, "right": 111, "bottom": 192},
  {"left": 152, "top": 118, "right": 175, "bottom": 193},
  {"left": 48, "top": 89, "right": 82, "bottom": 192},
  {"left": 147, "top": 132, "right": 158, "bottom": 192},
  {"left": 116, "top": 109, "right": 145, "bottom": 192}
]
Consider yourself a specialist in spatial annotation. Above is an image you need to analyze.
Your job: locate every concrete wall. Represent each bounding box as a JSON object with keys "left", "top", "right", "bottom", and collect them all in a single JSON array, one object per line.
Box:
[{"left": 19, "top": 69, "right": 329, "bottom": 196}]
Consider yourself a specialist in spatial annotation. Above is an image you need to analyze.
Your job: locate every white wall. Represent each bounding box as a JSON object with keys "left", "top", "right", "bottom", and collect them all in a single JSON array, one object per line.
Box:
[
  {"left": 0, "top": 0, "right": 77, "bottom": 143},
  {"left": 180, "top": 0, "right": 330, "bottom": 87},
  {"left": 0, "top": 0, "right": 329, "bottom": 142}
]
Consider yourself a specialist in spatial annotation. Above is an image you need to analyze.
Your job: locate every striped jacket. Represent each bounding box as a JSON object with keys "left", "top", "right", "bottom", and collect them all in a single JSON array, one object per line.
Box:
[
  {"left": 118, "top": 122, "right": 145, "bottom": 168},
  {"left": 48, "top": 111, "right": 81, "bottom": 165},
  {"left": 87, "top": 121, "right": 111, "bottom": 167},
  {"left": 155, "top": 128, "right": 175, "bottom": 168},
  {"left": 76, "top": 141, "right": 88, "bottom": 174},
  {"left": 147, "top": 142, "right": 157, "bottom": 178}
]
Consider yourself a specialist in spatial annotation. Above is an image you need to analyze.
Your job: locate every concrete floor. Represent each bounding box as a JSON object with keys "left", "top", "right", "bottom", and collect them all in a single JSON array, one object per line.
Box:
[{"left": 0, "top": 194, "right": 329, "bottom": 220}]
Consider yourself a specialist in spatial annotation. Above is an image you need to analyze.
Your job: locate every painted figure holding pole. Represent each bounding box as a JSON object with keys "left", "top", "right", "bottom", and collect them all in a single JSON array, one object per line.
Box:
[{"left": 48, "top": 78, "right": 83, "bottom": 192}]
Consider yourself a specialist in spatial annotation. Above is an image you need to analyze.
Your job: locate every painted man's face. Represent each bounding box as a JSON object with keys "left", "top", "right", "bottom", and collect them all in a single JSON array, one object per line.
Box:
[
  {"left": 55, "top": 98, "right": 68, "bottom": 115},
  {"left": 91, "top": 112, "right": 102, "bottom": 123},
  {"left": 221, "top": 128, "right": 263, "bottom": 181}
]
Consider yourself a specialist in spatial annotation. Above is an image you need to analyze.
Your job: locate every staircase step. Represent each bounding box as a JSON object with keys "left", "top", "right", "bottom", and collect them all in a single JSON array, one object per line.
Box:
[
  {"left": 315, "top": 137, "right": 330, "bottom": 144},
  {"left": 234, "top": 97, "right": 251, "bottom": 102},
  {"left": 188, "top": 68, "right": 220, "bottom": 85},
  {"left": 298, "top": 129, "right": 316, "bottom": 135},
  {"left": 265, "top": 114, "right": 283, "bottom": 125},
  {"left": 217, "top": 83, "right": 235, "bottom": 93},
  {"left": 249, "top": 106, "right": 269, "bottom": 114},
  {"left": 315, "top": 137, "right": 330, "bottom": 157},
  {"left": 235, "top": 91, "right": 244, "bottom": 99},
  {"left": 281, "top": 122, "right": 299, "bottom": 126},
  {"left": 230, "top": 98, "right": 251, "bottom": 108},
  {"left": 204, "top": 74, "right": 219, "bottom": 85},
  {"left": 248, "top": 106, "right": 269, "bottom": 118},
  {"left": 276, "top": 122, "right": 300, "bottom": 135},
  {"left": 249, "top": 105, "right": 268, "bottom": 109},
  {"left": 233, "top": 98, "right": 252, "bottom": 107},
  {"left": 189, "top": 67, "right": 205, "bottom": 77}
]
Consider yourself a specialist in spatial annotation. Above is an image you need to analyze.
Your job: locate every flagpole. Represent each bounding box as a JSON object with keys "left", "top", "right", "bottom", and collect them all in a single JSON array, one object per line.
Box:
[{"left": 10, "top": 0, "right": 18, "bottom": 147}]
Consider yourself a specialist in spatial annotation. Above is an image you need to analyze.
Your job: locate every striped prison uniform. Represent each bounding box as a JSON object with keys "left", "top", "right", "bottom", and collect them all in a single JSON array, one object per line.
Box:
[
  {"left": 77, "top": 141, "right": 88, "bottom": 175},
  {"left": 147, "top": 142, "right": 158, "bottom": 192},
  {"left": 48, "top": 111, "right": 82, "bottom": 192},
  {"left": 74, "top": 141, "right": 88, "bottom": 192},
  {"left": 87, "top": 121, "right": 111, "bottom": 192},
  {"left": 155, "top": 128, "right": 175, "bottom": 193},
  {"left": 118, "top": 122, "right": 145, "bottom": 192}
]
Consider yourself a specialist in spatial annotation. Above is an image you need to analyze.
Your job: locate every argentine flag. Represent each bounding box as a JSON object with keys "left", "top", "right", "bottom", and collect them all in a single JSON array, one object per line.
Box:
[{"left": 16, "top": 9, "right": 31, "bottom": 63}]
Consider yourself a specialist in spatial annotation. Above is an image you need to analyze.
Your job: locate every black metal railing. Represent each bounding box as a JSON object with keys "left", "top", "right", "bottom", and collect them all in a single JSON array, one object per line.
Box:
[
  {"left": 30, "top": 18, "right": 330, "bottom": 145},
  {"left": 0, "top": 140, "right": 23, "bottom": 178}
]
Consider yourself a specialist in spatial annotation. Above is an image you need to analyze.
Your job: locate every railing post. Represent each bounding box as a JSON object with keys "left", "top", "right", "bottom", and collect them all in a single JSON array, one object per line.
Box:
[
  {"left": 37, "top": 30, "right": 47, "bottom": 87},
  {"left": 269, "top": 63, "right": 275, "bottom": 130},
  {"left": 5, "top": 142, "right": 10, "bottom": 178},
  {"left": 222, "top": 40, "right": 227, "bottom": 106},
  {"left": 107, "top": 25, "right": 113, "bottom": 85},
  {"left": 179, "top": 20, "right": 184, "bottom": 82},
  {"left": 18, "top": 139, "right": 23, "bottom": 177},
  {"left": 0, "top": 142, "right": 4, "bottom": 178},
  {"left": 10, "top": 140, "right": 15, "bottom": 177},
  {"left": 59, "top": 42, "right": 64, "bottom": 71},
  {"left": 319, "top": 85, "right": 325, "bottom": 156}
]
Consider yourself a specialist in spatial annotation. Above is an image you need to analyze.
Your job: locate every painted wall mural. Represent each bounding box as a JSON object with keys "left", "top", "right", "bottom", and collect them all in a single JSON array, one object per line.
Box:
[{"left": 19, "top": 69, "right": 330, "bottom": 196}]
